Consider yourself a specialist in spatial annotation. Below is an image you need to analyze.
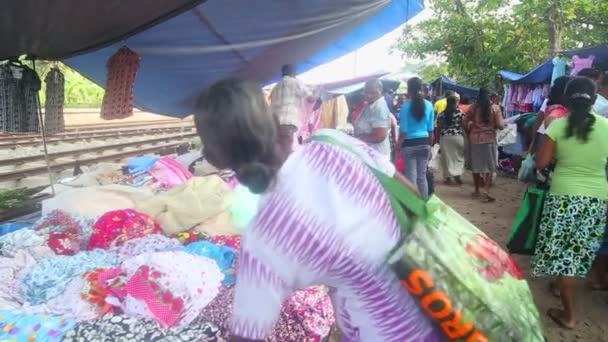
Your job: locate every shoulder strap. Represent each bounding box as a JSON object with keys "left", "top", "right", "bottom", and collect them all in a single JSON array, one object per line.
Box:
[{"left": 311, "top": 134, "right": 427, "bottom": 219}]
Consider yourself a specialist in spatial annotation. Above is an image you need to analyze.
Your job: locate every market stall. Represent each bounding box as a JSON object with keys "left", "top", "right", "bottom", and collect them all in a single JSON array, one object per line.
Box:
[
  {"left": 1, "top": 1, "right": 428, "bottom": 341},
  {"left": 430, "top": 76, "right": 480, "bottom": 100}
]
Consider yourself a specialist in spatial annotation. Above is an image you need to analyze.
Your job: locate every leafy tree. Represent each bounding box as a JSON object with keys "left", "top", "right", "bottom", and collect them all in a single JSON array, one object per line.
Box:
[
  {"left": 37, "top": 62, "right": 104, "bottom": 108},
  {"left": 397, "top": 0, "right": 608, "bottom": 88}
]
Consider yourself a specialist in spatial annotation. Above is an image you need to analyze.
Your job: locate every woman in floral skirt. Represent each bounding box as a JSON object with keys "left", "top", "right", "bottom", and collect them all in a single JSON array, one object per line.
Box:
[{"left": 532, "top": 77, "right": 608, "bottom": 329}]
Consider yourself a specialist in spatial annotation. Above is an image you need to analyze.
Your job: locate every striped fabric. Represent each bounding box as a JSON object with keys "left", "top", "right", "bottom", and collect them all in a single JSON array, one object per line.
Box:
[{"left": 230, "top": 130, "right": 439, "bottom": 341}]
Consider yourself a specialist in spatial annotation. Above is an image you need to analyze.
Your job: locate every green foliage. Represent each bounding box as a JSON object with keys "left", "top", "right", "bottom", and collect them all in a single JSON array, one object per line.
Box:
[
  {"left": 0, "top": 188, "right": 36, "bottom": 211},
  {"left": 418, "top": 64, "right": 450, "bottom": 83},
  {"left": 37, "top": 62, "right": 104, "bottom": 108},
  {"left": 397, "top": 0, "right": 608, "bottom": 89}
]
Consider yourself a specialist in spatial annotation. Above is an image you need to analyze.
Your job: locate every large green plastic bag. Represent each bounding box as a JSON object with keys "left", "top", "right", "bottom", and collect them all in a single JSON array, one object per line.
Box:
[
  {"left": 389, "top": 196, "right": 544, "bottom": 341},
  {"left": 311, "top": 134, "right": 544, "bottom": 342},
  {"left": 507, "top": 187, "right": 545, "bottom": 255}
]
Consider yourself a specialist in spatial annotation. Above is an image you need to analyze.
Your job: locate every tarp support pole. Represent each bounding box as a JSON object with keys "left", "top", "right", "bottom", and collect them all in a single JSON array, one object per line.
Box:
[{"left": 32, "top": 58, "right": 56, "bottom": 196}]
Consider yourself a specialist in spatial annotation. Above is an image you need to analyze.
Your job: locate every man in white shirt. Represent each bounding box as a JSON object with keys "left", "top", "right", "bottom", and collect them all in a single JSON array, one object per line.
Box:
[{"left": 270, "top": 64, "right": 317, "bottom": 155}]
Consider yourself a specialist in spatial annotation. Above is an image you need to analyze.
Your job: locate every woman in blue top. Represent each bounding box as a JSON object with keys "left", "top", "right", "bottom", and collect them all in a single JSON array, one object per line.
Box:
[{"left": 398, "top": 77, "right": 435, "bottom": 199}]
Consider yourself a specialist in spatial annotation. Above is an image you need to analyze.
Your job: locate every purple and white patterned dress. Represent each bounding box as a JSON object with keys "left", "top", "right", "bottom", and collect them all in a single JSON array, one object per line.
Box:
[{"left": 230, "top": 130, "right": 440, "bottom": 341}]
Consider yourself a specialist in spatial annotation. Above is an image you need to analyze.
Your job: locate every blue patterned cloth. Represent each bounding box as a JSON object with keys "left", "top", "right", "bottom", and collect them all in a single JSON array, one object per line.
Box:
[
  {"left": 0, "top": 310, "right": 76, "bottom": 342},
  {"left": 21, "top": 250, "right": 118, "bottom": 305},
  {"left": 182, "top": 241, "right": 237, "bottom": 286}
]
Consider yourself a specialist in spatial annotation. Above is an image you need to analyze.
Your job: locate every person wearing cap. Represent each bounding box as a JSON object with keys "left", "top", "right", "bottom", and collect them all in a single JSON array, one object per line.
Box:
[{"left": 533, "top": 76, "right": 608, "bottom": 330}]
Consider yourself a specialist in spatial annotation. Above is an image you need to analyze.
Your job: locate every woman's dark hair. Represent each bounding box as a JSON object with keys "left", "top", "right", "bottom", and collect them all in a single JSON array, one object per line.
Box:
[
  {"left": 194, "top": 78, "right": 280, "bottom": 194},
  {"left": 477, "top": 87, "right": 492, "bottom": 124},
  {"left": 564, "top": 76, "right": 597, "bottom": 142},
  {"left": 443, "top": 95, "right": 459, "bottom": 127},
  {"left": 577, "top": 68, "right": 601, "bottom": 81},
  {"left": 460, "top": 95, "right": 471, "bottom": 105},
  {"left": 407, "top": 77, "right": 426, "bottom": 121},
  {"left": 547, "top": 76, "right": 571, "bottom": 106}
]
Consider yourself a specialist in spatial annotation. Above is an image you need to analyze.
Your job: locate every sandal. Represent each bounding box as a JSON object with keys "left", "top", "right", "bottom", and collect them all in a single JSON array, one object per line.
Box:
[
  {"left": 547, "top": 308, "right": 575, "bottom": 330},
  {"left": 480, "top": 193, "right": 496, "bottom": 203}
]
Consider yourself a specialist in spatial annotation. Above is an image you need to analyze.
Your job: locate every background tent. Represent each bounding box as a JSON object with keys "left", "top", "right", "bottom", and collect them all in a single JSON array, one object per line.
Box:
[
  {"left": 431, "top": 76, "right": 479, "bottom": 99},
  {"left": 499, "top": 59, "right": 553, "bottom": 84},
  {"left": 564, "top": 44, "right": 608, "bottom": 70},
  {"left": 53, "top": 0, "right": 424, "bottom": 117}
]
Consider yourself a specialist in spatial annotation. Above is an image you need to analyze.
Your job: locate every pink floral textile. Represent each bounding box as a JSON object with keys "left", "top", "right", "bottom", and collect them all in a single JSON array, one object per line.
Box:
[
  {"left": 149, "top": 157, "right": 193, "bottom": 189},
  {"left": 34, "top": 210, "right": 82, "bottom": 255},
  {"left": 87, "top": 209, "right": 161, "bottom": 250},
  {"left": 101, "top": 251, "right": 224, "bottom": 328},
  {"left": 282, "top": 286, "right": 335, "bottom": 338}
]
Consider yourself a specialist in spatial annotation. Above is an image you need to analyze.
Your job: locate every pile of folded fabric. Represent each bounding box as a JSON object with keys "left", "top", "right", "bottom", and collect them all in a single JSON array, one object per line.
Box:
[{"left": 0, "top": 154, "right": 335, "bottom": 342}]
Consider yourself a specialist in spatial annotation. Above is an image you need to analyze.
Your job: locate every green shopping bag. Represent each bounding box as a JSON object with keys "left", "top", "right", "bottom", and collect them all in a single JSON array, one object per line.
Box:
[
  {"left": 507, "top": 188, "right": 546, "bottom": 255},
  {"left": 312, "top": 134, "right": 544, "bottom": 342}
]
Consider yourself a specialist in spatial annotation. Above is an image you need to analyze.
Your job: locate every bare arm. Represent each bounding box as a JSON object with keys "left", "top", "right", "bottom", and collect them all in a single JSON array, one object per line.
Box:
[
  {"left": 494, "top": 107, "right": 506, "bottom": 130},
  {"left": 527, "top": 111, "right": 545, "bottom": 153},
  {"left": 536, "top": 136, "right": 556, "bottom": 169}
]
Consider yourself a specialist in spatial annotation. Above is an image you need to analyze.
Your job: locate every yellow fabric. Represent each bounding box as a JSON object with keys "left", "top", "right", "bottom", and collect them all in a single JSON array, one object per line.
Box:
[
  {"left": 334, "top": 95, "right": 349, "bottom": 128},
  {"left": 434, "top": 98, "right": 447, "bottom": 116},
  {"left": 136, "top": 175, "right": 239, "bottom": 235},
  {"left": 42, "top": 185, "right": 153, "bottom": 218},
  {"left": 319, "top": 98, "right": 336, "bottom": 128},
  {"left": 319, "top": 95, "right": 349, "bottom": 129}
]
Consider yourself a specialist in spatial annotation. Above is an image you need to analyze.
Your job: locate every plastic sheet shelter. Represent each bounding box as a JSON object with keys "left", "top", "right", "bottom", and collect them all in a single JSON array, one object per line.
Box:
[
  {"left": 498, "top": 59, "right": 553, "bottom": 84},
  {"left": 55, "top": 0, "right": 425, "bottom": 118},
  {"left": 431, "top": 76, "right": 479, "bottom": 99},
  {"left": 564, "top": 44, "right": 608, "bottom": 70}
]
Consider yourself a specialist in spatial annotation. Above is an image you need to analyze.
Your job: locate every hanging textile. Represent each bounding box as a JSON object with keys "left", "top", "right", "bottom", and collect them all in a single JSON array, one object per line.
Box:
[
  {"left": 570, "top": 55, "right": 595, "bottom": 76},
  {"left": 0, "top": 63, "right": 41, "bottom": 133},
  {"left": 551, "top": 57, "right": 567, "bottom": 85},
  {"left": 44, "top": 67, "right": 65, "bottom": 134},
  {"left": 100, "top": 47, "right": 140, "bottom": 120}
]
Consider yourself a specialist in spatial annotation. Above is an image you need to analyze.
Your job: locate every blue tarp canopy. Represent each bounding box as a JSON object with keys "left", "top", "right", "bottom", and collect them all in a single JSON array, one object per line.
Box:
[
  {"left": 431, "top": 76, "right": 479, "bottom": 99},
  {"left": 499, "top": 59, "right": 553, "bottom": 84},
  {"left": 61, "top": 0, "right": 424, "bottom": 117}
]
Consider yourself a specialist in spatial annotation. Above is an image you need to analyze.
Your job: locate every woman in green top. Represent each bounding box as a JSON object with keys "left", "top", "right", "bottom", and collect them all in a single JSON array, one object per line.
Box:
[{"left": 533, "top": 77, "right": 608, "bottom": 329}]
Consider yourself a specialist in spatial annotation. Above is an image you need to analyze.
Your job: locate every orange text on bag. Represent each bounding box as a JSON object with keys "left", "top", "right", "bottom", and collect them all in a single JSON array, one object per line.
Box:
[{"left": 402, "top": 269, "right": 489, "bottom": 342}]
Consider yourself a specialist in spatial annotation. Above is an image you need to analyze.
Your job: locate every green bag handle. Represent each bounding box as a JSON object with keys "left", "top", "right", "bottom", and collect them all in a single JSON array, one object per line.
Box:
[{"left": 310, "top": 134, "right": 428, "bottom": 221}]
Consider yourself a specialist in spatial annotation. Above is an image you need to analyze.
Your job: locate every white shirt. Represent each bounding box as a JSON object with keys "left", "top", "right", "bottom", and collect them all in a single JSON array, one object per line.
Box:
[
  {"left": 593, "top": 94, "right": 608, "bottom": 118},
  {"left": 270, "top": 76, "right": 314, "bottom": 128}
]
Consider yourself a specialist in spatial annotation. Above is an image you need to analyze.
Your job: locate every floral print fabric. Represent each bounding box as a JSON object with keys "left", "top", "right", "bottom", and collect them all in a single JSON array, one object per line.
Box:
[
  {"left": 197, "top": 286, "right": 333, "bottom": 341},
  {"left": 88, "top": 209, "right": 161, "bottom": 250},
  {"left": 182, "top": 241, "right": 237, "bottom": 286},
  {"left": 101, "top": 251, "right": 224, "bottom": 327},
  {"left": 533, "top": 194, "right": 607, "bottom": 277},
  {"left": 34, "top": 210, "right": 83, "bottom": 256},
  {"left": 21, "top": 250, "right": 118, "bottom": 305},
  {"left": 61, "top": 313, "right": 224, "bottom": 342},
  {"left": 0, "top": 310, "right": 76, "bottom": 342}
]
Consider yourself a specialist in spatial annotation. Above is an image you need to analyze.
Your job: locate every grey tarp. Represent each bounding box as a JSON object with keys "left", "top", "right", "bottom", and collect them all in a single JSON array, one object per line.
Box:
[{"left": 0, "top": 0, "right": 204, "bottom": 59}]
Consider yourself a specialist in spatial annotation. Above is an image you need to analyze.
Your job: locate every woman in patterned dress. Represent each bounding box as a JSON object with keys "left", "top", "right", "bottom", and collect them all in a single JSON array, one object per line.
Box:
[
  {"left": 194, "top": 79, "right": 440, "bottom": 342},
  {"left": 532, "top": 77, "right": 608, "bottom": 329},
  {"left": 437, "top": 94, "right": 465, "bottom": 185}
]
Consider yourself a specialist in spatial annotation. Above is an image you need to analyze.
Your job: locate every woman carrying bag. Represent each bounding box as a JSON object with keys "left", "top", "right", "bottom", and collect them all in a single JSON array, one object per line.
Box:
[{"left": 532, "top": 77, "right": 608, "bottom": 329}]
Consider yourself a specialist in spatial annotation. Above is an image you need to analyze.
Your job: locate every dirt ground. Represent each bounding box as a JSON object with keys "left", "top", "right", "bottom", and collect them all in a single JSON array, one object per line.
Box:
[{"left": 435, "top": 173, "right": 608, "bottom": 342}]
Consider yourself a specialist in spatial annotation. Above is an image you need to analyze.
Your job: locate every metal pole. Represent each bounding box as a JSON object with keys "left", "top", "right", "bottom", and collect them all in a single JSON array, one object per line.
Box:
[{"left": 32, "top": 58, "right": 56, "bottom": 196}]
